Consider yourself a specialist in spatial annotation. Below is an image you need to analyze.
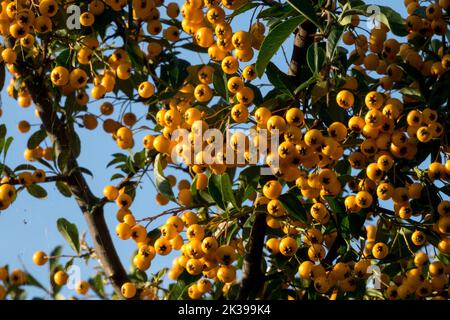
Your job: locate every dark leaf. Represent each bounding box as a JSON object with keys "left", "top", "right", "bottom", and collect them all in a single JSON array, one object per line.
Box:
[
  {"left": 27, "top": 129, "right": 47, "bottom": 150},
  {"left": 278, "top": 192, "right": 307, "bottom": 221},
  {"left": 88, "top": 274, "right": 105, "bottom": 299},
  {"left": 306, "top": 43, "right": 326, "bottom": 74},
  {"left": 26, "top": 184, "right": 48, "bottom": 199},
  {"left": 56, "top": 181, "right": 72, "bottom": 197},
  {"left": 154, "top": 153, "right": 176, "bottom": 201}
]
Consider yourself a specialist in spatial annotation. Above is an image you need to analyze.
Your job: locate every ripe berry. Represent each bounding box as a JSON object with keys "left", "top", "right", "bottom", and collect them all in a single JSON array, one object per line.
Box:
[
  {"left": 279, "top": 236, "right": 298, "bottom": 257},
  {"left": 372, "top": 242, "right": 389, "bottom": 259},
  {"left": 216, "top": 245, "right": 236, "bottom": 265},
  {"left": 32, "top": 251, "right": 48, "bottom": 266},
  {"left": 121, "top": 282, "right": 137, "bottom": 299},
  {"left": 336, "top": 90, "right": 354, "bottom": 109},
  {"left": 103, "top": 185, "right": 119, "bottom": 201},
  {"left": 217, "top": 265, "right": 236, "bottom": 283},
  {"left": 54, "top": 270, "right": 68, "bottom": 286},
  {"left": 116, "top": 223, "right": 132, "bottom": 240},
  {"left": 75, "top": 280, "right": 90, "bottom": 295},
  {"left": 154, "top": 238, "right": 172, "bottom": 256}
]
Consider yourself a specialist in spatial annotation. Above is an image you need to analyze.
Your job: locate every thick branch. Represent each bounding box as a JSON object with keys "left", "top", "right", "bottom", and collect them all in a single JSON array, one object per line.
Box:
[
  {"left": 237, "top": 210, "right": 266, "bottom": 300},
  {"left": 288, "top": 21, "right": 317, "bottom": 80},
  {"left": 18, "top": 66, "right": 129, "bottom": 297}
]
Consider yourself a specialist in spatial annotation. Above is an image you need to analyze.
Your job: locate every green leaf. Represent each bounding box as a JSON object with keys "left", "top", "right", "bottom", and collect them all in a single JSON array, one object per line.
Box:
[
  {"left": 110, "top": 173, "right": 125, "bottom": 181},
  {"left": 56, "top": 218, "right": 80, "bottom": 255},
  {"left": 134, "top": 269, "right": 148, "bottom": 282},
  {"left": 107, "top": 153, "right": 128, "bottom": 168},
  {"left": 116, "top": 79, "right": 135, "bottom": 99},
  {"left": 0, "top": 124, "right": 6, "bottom": 141},
  {"left": 258, "top": 3, "right": 291, "bottom": 19},
  {"left": 256, "top": 15, "right": 305, "bottom": 77},
  {"left": 168, "top": 271, "right": 202, "bottom": 300},
  {"left": 335, "top": 159, "right": 351, "bottom": 176},
  {"left": 325, "top": 196, "right": 345, "bottom": 214},
  {"left": 26, "top": 184, "right": 47, "bottom": 199},
  {"left": 306, "top": 43, "right": 325, "bottom": 74},
  {"left": 67, "top": 127, "right": 81, "bottom": 159},
  {"left": 278, "top": 193, "right": 307, "bottom": 221},
  {"left": 208, "top": 174, "right": 225, "bottom": 211},
  {"left": 347, "top": 211, "right": 367, "bottom": 238},
  {"left": 147, "top": 228, "right": 162, "bottom": 246},
  {"left": 57, "top": 150, "right": 70, "bottom": 172},
  {"left": 326, "top": 26, "right": 344, "bottom": 60},
  {"left": 27, "top": 129, "right": 47, "bottom": 150},
  {"left": 168, "top": 281, "right": 187, "bottom": 300},
  {"left": 3, "top": 137, "right": 14, "bottom": 159},
  {"left": 399, "top": 87, "right": 423, "bottom": 100},
  {"left": 212, "top": 67, "right": 229, "bottom": 101},
  {"left": 64, "top": 257, "right": 74, "bottom": 271},
  {"left": 14, "top": 164, "right": 37, "bottom": 172},
  {"left": 88, "top": 274, "right": 105, "bottom": 299},
  {"left": 24, "top": 272, "right": 47, "bottom": 293},
  {"left": 379, "top": 6, "right": 408, "bottom": 37},
  {"left": 286, "top": 0, "right": 321, "bottom": 31},
  {"left": 69, "top": 166, "right": 94, "bottom": 178},
  {"left": 294, "top": 75, "right": 319, "bottom": 95},
  {"left": 180, "top": 43, "right": 208, "bottom": 53},
  {"left": 37, "top": 158, "right": 55, "bottom": 172},
  {"left": 265, "top": 63, "right": 295, "bottom": 97},
  {"left": 49, "top": 245, "right": 63, "bottom": 275},
  {"left": 208, "top": 173, "right": 238, "bottom": 211},
  {"left": 56, "top": 181, "right": 72, "bottom": 197},
  {"left": 160, "top": 56, "right": 190, "bottom": 89},
  {"left": 154, "top": 153, "right": 176, "bottom": 201},
  {"left": 236, "top": 166, "right": 260, "bottom": 206},
  {"left": 221, "top": 173, "right": 238, "bottom": 210},
  {"left": 55, "top": 49, "right": 71, "bottom": 66}
]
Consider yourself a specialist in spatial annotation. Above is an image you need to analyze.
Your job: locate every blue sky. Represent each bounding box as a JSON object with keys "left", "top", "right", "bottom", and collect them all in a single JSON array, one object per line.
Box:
[{"left": 0, "top": 0, "right": 406, "bottom": 299}]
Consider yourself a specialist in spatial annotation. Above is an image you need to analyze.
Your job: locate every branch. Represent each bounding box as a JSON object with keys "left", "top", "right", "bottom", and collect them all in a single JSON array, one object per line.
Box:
[
  {"left": 8, "top": 37, "right": 129, "bottom": 297},
  {"left": 288, "top": 21, "right": 317, "bottom": 80},
  {"left": 237, "top": 209, "right": 267, "bottom": 300},
  {"left": 0, "top": 175, "right": 66, "bottom": 185}
]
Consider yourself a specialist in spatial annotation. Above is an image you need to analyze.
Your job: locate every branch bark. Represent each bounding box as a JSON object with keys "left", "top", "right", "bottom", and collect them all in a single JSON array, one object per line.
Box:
[
  {"left": 17, "top": 63, "right": 129, "bottom": 297},
  {"left": 288, "top": 21, "right": 317, "bottom": 80},
  {"left": 237, "top": 210, "right": 267, "bottom": 300}
]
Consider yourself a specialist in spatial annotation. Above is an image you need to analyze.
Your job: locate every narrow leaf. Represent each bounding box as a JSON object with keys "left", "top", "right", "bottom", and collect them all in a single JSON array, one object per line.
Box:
[{"left": 256, "top": 15, "right": 305, "bottom": 77}]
